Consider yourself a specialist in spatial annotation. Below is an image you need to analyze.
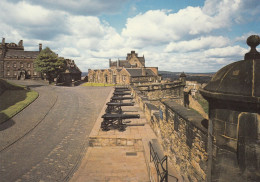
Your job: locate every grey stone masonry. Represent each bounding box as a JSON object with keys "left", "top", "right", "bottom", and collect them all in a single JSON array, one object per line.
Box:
[{"left": 200, "top": 35, "right": 260, "bottom": 182}]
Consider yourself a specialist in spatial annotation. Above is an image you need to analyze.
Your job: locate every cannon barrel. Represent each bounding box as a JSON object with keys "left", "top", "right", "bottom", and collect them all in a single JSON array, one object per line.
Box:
[
  {"left": 106, "top": 102, "right": 134, "bottom": 106},
  {"left": 102, "top": 113, "right": 140, "bottom": 119},
  {"left": 113, "top": 92, "right": 131, "bottom": 95},
  {"left": 115, "top": 88, "right": 130, "bottom": 91},
  {"left": 111, "top": 96, "right": 133, "bottom": 100},
  {"left": 115, "top": 87, "right": 129, "bottom": 89}
]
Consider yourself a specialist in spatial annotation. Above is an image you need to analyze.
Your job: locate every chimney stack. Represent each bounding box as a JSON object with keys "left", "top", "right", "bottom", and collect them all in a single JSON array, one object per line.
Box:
[
  {"left": 109, "top": 59, "right": 111, "bottom": 67},
  {"left": 117, "top": 59, "right": 119, "bottom": 68},
  {"left": 39, "top": 43, "right": 42, "bottom": 52},
  {"left": 18, "top": 40, "right": 23, "bottom": 47}
]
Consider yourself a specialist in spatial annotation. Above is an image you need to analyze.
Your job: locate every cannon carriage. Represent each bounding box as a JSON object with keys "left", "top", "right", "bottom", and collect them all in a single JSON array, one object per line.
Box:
[
  {"left": 101, "top": 113, "right": 140, "bottom": 131},
  {"left": 101, "top": 87, "right": 140, "bottom": 131}
]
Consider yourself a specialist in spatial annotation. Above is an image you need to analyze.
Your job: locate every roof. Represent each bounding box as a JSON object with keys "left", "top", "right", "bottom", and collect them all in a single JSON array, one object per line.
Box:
[
  {"left": 125, "top": 68, "right": 155, "bottom": 77},
  {"left": 200, "top": 35, "right": 260, "bottom": 103},
  {"left": 138, "top": 57, "right": 145, "bottom": 66},
  {"left": 5, "top": 50, "right": 39, "bottom": 59}
]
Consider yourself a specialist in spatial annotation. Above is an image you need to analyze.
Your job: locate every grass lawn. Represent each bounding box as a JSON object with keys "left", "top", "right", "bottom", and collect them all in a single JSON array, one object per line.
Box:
[
  {"left": 82, "top": 82, "right": 118, "bottom": 87},
  {"left": 0, "top": 80, "right": 39, "bottom": 124},
  {"left": 196, "top": 93, "right": 209, "bottom": 114}
]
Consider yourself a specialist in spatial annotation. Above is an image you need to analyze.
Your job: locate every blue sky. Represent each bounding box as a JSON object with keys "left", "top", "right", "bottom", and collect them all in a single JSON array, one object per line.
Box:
[{"left": 0, "top": 0, "right": 259, "bottom": 72}]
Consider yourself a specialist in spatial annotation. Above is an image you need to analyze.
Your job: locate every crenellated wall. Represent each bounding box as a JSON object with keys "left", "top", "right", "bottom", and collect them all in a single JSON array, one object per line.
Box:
[
  {"left": 131, "top": 86, "right": 209, "bottom": 181},
  {"left": 135, "top": 81, "right": 185, "bottom": 101}
]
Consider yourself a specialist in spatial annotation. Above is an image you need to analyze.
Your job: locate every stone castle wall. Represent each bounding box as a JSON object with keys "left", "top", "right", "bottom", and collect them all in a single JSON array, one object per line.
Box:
[{"left": 131, "top": 86, "right": 208, "bottom": 181}]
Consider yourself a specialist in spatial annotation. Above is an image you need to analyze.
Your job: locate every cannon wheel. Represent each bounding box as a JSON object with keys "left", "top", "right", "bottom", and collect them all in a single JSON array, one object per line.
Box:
[{"left": 101, "top": 121, "right": 110, "bottom": 131}]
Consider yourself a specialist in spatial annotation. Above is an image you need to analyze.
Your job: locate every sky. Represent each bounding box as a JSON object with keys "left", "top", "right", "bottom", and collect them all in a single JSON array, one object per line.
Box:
[{"left": 0, "top": 0, "right": 259, "bottom": 73}]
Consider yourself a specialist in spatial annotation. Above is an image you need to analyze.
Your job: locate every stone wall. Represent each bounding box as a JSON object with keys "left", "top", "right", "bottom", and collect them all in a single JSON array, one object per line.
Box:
[
  {"left": 131, "top": 86, "right": 209, "bottom": 181},
  {"left": 135, "top": 81, "right": 184, "bottom": 101}
]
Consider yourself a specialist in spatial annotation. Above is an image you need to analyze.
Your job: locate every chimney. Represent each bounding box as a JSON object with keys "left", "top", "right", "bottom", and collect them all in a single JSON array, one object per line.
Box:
[
  {"left": 117, "top": 59, "right": 119, "bottom": 68},
  {"left": 18, "top": 40, "right": 23, "bottom": 47},
  {"left": 2, "top": 38, "right": 5, "bottom": 45},
  {"left": 109, "top": 59, "right": 111, "bottom": 67},
  {"left": 142, "top": 67, "right": 146, "bottom": 76},
  {"left": 39, "top": 43, "right": 42, "bottom": 51}
]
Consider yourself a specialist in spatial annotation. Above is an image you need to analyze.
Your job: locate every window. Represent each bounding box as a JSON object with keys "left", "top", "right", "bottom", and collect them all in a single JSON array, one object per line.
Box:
[
  {"left": 33, "top": 71, "right": 37, "bottom": 76},
  {"left": 14, "top": 71, "right": 17, "bottom": 76},
  {"left": 7, "top": 71, "right": 10, "bottom": 76},
  {"left": 13, "top": 62, "right": 17, "bottom": 68},
  {"left": 20, "top": 62, "right": 24, "bottom": 68},
  {"left": 6, "top": 62, "right": 10, "bottom": 67},
  {"left": 122, "top": 75, "right": 126, "bottom": 81},
  {"left": 28, "top": 70, "right": 31, "bottom": 75},
  {"left": 27, "top": 63, "right": 31, "bottom": 68}
]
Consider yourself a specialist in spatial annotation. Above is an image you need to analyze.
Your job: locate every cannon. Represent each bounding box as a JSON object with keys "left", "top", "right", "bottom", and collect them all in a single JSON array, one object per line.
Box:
[
  {"left": 101, "top": 113, "right": 140, "bottom": 131},
  {"left": 115, "top": 88, "right": 130, "bottom": 91},
  {"left": 106, "top": 102, "right": 134, "bottom": 106},
  {"left": 106, "top": 102, "right": 134, "bottom": 113},
  {"left": 110, "top": 96, "right": 133, "bottom": 101},
  {"left": 113, "top": 92, "right": 131, "bottom": 96}
]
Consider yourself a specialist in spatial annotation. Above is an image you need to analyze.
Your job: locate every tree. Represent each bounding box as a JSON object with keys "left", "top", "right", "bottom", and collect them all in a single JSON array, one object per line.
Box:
[{"left": 34, "top": 47, "right": 66, "bottom": 84}]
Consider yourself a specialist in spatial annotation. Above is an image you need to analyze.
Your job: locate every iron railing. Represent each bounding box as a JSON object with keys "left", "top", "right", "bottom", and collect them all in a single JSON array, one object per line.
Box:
[{"left": 149, "top": 141, "right": 168, "bottom": 182}]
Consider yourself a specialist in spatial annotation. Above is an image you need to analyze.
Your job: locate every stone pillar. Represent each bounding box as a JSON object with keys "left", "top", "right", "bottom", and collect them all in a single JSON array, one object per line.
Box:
[
  {"left": 200, "top": 35, "right": 260, "bottom": 182},
  {"left": 179, "top": 72, "right": 186, "bottom": 85},
  {"left": 39, "top": 43, "right": 42, "bottom": 52}
]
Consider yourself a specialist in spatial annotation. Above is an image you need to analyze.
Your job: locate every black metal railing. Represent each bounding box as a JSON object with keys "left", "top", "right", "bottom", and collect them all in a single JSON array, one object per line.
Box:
[{"left": 149, "top": 141, "right": 168, "bottom": 182}]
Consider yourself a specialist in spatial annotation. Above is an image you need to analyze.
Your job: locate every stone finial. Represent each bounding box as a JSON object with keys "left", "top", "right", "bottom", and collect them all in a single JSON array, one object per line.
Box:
[{"left": 245, "top": 35, "right": 260, "bottom": 60}]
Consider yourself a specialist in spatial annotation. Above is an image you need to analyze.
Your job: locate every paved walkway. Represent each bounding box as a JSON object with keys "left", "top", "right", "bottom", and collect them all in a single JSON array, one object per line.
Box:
[
  {"left": 70, "top": 88, "right": 158, "bottom": 182},
  {"left": 0, "top": 80, "right": 113, "bottom": 181}
]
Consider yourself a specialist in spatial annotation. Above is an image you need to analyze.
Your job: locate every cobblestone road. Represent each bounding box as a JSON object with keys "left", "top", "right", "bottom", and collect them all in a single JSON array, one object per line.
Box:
[{"left": 0, "top": 80, "right": 112, "bottom": 182}]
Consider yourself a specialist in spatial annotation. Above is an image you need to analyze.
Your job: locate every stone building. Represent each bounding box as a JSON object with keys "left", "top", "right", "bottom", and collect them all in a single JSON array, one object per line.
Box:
[
  {"left": 88, "top": 51, "right": 161, "bottom": 84},
  {"left": 200, "top": 35, "right": 260, "bottom": 181},
  {"left": 56, "top": 59, "right": 82, "bottom": 85},
  {"left": 0, "top": 38, "right": 42, "bottom": 79}
]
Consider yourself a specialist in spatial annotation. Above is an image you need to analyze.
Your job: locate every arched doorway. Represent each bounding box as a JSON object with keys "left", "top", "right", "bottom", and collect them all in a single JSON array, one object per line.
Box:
[
  {"left": 17, "top": 69, "right": 27, "bottom": 80},
  {"left": 105, "top": 75, "right": 108, "bottom": 83}
]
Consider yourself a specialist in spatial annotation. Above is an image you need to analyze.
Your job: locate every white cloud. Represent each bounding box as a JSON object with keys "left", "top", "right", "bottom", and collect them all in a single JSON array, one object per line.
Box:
[
  {"left": 204, "top": 46, "right": 247, "bottom": 58},
  {"left": 121, "top": 1, "right": 242, "bottom": 47},
  {"left": 0, "top": 0, "right": 69, "bottom": 40},
  {"left": 165, "top": 36, "right": 230, "bottom": 52},
  {"left": 0, "top": 0, "right": 257, "bottom": 73},
  {"left": 12, "top": 0, "right": 129, "bottom": 15}
]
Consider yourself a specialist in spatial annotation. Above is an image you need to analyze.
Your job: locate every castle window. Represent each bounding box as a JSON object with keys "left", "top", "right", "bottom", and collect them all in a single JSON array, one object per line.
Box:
[
  {"left": 27, "top": 63, "right": 31, "bottom": 68},
  {"left": 20, "top": 62, "right": 24, "bottom": 68},
  {"left": 33, "top": 71, "right": 37, "bottom": 75},
  {"left": 122, "top": 75, "right": 126, "bottom": 81},
  {"left": 7, "top": 71, "right": 10, "bottom": 76},
  {"left": 6, "top": 62, "right": 10, "bottom": 67},
  {"left": 13, "top": 62, "right": 17, "bottom": 68}
]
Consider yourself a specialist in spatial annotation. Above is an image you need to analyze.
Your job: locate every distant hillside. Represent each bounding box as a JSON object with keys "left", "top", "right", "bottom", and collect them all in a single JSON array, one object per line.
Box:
[{"left": 159, "top": 71, "right": 215, "bottom": 84}]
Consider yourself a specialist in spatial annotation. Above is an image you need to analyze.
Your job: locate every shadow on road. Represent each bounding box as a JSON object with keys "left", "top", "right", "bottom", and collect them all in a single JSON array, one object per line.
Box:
[
  {"left": 0, "top": 114, "right": 15, "bottom": 131},
  {"left": 0, "top": 89, "right": 27, "bottom": 111},
  {"left": 26, "top": 84, "right": 46, "bottom": 88}
]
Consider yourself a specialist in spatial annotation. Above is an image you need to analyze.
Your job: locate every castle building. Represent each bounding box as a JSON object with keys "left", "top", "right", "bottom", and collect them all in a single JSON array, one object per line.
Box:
[
  {"left": 88, "top": 51, "right": 161, "bottom": 84},
  {"left": 0, "top": 38, "right": 42, "bottom": 79}
]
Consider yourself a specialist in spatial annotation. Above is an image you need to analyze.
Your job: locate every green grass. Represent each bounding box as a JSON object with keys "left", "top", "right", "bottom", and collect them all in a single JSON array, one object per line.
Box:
[
  {"left": 0, "top": 80, "right": 39, "bottom": 124},
  {"left": 82, "top": 82, "right": 118, "bottom": 87},
  {"left": 195, "top": 93, "right": 209, "bottom": 114}
]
